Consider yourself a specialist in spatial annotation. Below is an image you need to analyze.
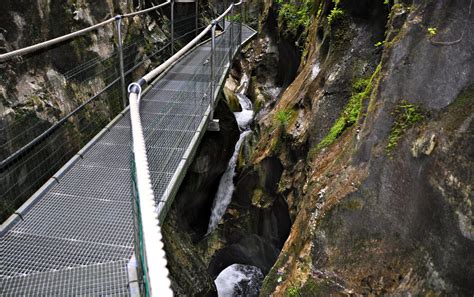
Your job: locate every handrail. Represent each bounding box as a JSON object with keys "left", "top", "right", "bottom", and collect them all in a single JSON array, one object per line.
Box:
[
  {"left": 0, "top": 1, "right": 171, "bottom": 62},
  {"left": 128, "top": 84, "right": 173, "bottom": 297},
  {"left": 127, "top": 1, "right": 245, "bottom": 295},
  {"left": 136, "top": 0, "right": 243, "bottom": 86}
]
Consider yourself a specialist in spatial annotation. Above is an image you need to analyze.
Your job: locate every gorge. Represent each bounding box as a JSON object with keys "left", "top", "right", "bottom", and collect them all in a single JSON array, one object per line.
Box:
[{"left": 1, "top": 0, "right": 473, "bottom": 296}]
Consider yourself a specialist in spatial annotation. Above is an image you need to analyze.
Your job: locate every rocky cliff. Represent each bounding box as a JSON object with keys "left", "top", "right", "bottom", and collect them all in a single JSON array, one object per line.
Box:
[
  {"left": 165, "top": 0, "right": 474, "bottom": 295},
  {"left": 249, "top": 0, "right": 473, "bottom": 295}
]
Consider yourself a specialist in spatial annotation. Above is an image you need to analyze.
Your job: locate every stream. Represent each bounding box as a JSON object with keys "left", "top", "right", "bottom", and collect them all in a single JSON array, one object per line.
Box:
[
  {"left": 206, "top": 79, "right": 265, "bottom": 296},
  {"left": 214, "top": 264, "right": 264, "bottom": 296},
  {"left": 207, "top": 92, "right": 254, "bottom": 234}
]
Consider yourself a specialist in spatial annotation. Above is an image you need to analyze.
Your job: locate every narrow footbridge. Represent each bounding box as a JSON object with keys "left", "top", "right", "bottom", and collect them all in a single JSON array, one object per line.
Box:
[{"left": 0, "top": 1, "right": 256, "bottom": 295}]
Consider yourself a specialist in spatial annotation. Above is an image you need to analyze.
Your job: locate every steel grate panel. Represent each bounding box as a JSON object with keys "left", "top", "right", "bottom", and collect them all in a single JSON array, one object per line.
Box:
[
  {"left": 147, "top": 147, "right": 184, "bottom": 174},
  {"left": 143, "top": 89, "right": 205, "bottom": 104},
  {"left": 115, "top": 112, "right": 165, "bottom": 130},
  {"left": 168, "top": 64, "right": 206, "bottom": 74},
  {"left": 80, "top": 143, "right": 131, "bottom": 170},
  {"left": 150, "top": 171, "right": 174, "bottom": 202},
  {"left": 1, "top": 260, "right": 130, "bottom": 296},
  {"left": 2, "top": 232, "right": 131, "bottom": 277},
  {"left": 146, "top": 130, "right": 195, "bottom": 150},
  {"left": 144, "top": 112, "right": 201, "bottom": 132},
  {"left": 50, "top": 162, "right": 132, "bottom": 201},
  {"left": 165, "top": 72, "right": 210, "bottom": 82},
  {"left": 153, "top": 79, "right": 210, "bottom": 93},
  {"left": 141, "top": 101, "right": 207, "bottom": 116},
  {"left": 143, "top": 89, "right": 208, "bottom": 104},
  {"left": 11, "top": 193, "right": 134, "bottom": 246},
  {"left": 99, "top": 126, "right": 132, "bottom": 145}
]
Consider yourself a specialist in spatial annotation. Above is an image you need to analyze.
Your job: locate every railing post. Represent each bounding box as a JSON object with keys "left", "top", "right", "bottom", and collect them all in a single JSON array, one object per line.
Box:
[
  {"left": 240, "top": 2, "right": 243, "bottom": 48},
  {"left": 210, "top": 21, "right": 216, "bottom": 121},
  {"left": 115, "top": 16, "right": 127, "bottom": 108},
  {"left": 171, "top": 0, "right": 175, "bottom": 54},
  {"left": 229, "top": 4, "right": 234, "bottom": 64},
  {"left": 222, "top": 1, "right": 226, "bottom": 31},
  {"left": 195, "top": 0, "right": 199, "bottom": 37}
]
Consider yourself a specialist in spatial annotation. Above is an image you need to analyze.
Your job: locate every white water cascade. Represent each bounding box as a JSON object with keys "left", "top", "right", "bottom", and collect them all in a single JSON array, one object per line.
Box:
[
  {"left": 215, "top": 264, "right": 264, "bottom": 296},
  {"left": 207, "top": 91, "right": 254, "bottom": 234}
]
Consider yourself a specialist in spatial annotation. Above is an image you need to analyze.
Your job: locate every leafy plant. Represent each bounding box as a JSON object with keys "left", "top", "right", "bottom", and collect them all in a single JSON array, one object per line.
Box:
[
  {"left": 275, "top": 0, "right": 311, "bottom": 36},
  {"left": 386, "top": 101, "right": 424, "bottom": 155},
  {"left": 287, "top": 286, "right": 300, "bottom": 297},
  {"left": 374, "top": 41, "right": 385, "bottom": 47},
  {"left": 275, "top": 109, "right": 293, "bottom": 126},
  {"left": 328, "top": 0, "right": 344, "bottom": 26},
  {"left": 328, "top": 7, "right": 344, "bottom": 25},
  {"left": 427, "top": 27, "right": 438, "bottom": 37}
]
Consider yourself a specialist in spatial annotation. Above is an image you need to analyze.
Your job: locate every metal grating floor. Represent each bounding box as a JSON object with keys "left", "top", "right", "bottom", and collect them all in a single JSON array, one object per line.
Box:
[{"left": 0, "top": 22, "right": 257, "bottom": 295}]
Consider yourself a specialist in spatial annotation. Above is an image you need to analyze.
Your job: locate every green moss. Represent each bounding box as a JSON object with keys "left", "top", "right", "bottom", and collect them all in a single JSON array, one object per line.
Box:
[
  {"left": 287, "top": 286, "right": 300, "bottom": 297},
  {"left": 450, "top": 85, "right": 474, "bottom": 108},
  {"left": 311, "top": 74, "right": 374, "bottom": 155},
  {"left": 251, "top": 188, "right": 264, "bottom": 206},
  {"left": 300, "top": 277, "right": 336, "bottom": 296},
  {"left": 343, "top": 198, "right": 362, "bottom": 210},
  {"left": 386, "top": 101, "right": 424, "bottom": 155},
  {"left": 260, "top": 252, "right": 289, "bottom": 296}
]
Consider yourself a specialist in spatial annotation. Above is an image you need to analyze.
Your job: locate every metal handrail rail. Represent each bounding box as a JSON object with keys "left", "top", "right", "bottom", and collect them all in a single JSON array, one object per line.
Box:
[
  {"left": 127, "top": 1, "right": 245, "bottom": 295},
  {"left": 0, "top": 1, "right": 171, "bottom": 62}
]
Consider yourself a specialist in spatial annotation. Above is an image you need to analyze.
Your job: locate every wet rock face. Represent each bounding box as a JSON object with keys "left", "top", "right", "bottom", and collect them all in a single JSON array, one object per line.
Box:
[
  {"left": 256, "top": 0, "right": 474, "bottom": 295},
  {"left": 205, "top": 156, "right": 291, "bottom": 277},
  {"left": 163, "top": 205, "right": 219, "bottom": 296}
]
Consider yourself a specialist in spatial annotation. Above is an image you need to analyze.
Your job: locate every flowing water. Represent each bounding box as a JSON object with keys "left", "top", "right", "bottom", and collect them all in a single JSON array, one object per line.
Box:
[
  {"left": 207, "top": 91, "right": 254, "bottom": 234},
  {"left": 215, "top": 264, "right": 263, "bottom": 296}
]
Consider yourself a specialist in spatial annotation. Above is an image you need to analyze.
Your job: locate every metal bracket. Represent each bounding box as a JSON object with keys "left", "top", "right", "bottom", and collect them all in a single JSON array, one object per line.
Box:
[{"left": 207, "top": 119, "right": 220, "bottom": 131}]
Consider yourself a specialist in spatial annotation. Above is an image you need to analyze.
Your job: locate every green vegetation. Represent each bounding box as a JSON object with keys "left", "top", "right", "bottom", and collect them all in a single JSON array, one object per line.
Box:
[
  {"left": 314, "top": 77, "right": 370, "bottom": 151},
  {"left": 374, "top": 41, "right": 385, "bottom": 47},
  {"left": 275, "top": 109, "right": 294, "bottom": 127},
  {"left": 327, "top": 0, "right": 344, "bottom": 26},
  {"left": 275, "top": 0, "right": 311, "bottom": 36},
  {"left": 386, "top": 101, "right": 424, "bottom": 155},
  {"left": 228, "top": 14, "right": 241, "bottom": 22},
  {"left": 287, "top": 286, "right": 300, "bottom": 297},
  {"left": 427, "top": 27, "right": 438, "bottom": 37}
]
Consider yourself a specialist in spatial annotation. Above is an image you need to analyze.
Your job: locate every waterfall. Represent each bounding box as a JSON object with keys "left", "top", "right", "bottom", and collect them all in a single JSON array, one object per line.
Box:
[
  {"left": 215, "top": 264, "right": 263, "bottom": 296},
  {"left": 207, "top": 92, "right": 254, "bottom": 234}
]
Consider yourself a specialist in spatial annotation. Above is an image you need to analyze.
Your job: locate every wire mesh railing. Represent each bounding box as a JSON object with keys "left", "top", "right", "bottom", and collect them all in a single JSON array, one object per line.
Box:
[{"left": 0, "top": 0, "right": 201, "bottom": 222}]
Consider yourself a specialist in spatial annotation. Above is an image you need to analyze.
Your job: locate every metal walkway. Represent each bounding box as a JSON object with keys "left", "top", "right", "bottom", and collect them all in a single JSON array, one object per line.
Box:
[{"left": 0, "top": 23, "right": 256, "bottom": 295}]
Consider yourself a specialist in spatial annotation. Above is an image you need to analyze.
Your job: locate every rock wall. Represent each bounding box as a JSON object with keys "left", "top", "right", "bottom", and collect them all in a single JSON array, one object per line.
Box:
[{"left": 250, "top": 0, "right": 474, "bottom": 295}]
